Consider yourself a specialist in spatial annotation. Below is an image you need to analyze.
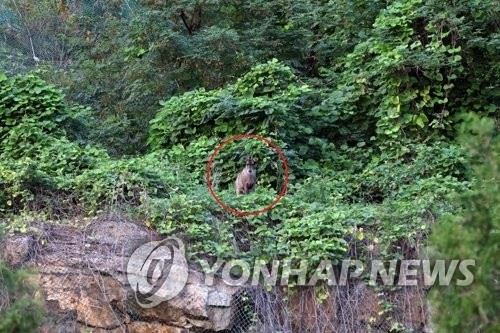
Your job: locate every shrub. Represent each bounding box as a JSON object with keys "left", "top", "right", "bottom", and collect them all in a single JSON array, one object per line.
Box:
[
  {"left": 0, "top": 73, "right": 66, "bottom": 140},
  {"left": 429, "top": 114, "right": 499, "bottom": 332},
  {"left": 149, "top": 60, "right": 317, "bottom": 183},
  {"left": 0, "top": 73, "right": 181, "bottom": 216},
  {"left": 74, "top": 153, "right": 182, "bottom": 213},
  {"left": 0, "top": 228, "right": 44, "bottom": 332},
  {"left": 149, "top": 59, "right": 311, "bottom": 149}
]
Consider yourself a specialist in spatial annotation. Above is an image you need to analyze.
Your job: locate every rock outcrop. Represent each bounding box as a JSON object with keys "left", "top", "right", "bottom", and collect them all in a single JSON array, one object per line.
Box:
[{"left": 0, "top": 216, "right": 239, "bottom": 332}]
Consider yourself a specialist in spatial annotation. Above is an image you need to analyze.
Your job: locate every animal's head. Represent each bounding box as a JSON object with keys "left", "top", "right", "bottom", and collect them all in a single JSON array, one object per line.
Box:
[{"left": 244, "top": 156, "right": 257, "bottom": 173}]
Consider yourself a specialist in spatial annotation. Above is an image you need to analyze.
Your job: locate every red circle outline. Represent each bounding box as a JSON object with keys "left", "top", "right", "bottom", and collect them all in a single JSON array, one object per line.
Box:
[{"left": 205, "top": 134, "right": 289, "bottom": 217}]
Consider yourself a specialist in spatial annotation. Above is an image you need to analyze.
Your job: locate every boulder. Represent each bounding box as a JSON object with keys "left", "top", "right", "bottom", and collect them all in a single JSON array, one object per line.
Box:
[{"left": 0, "top": 234, "right": 35, "bottom": 266}]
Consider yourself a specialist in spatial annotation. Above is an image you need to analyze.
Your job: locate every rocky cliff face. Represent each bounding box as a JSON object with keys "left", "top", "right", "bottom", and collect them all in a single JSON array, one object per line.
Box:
[{"left": 0, "top": 217, "right": 239, "bottom": 332}]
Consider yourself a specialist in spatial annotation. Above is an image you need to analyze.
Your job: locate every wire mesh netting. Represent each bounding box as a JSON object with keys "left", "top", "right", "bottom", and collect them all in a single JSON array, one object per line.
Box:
[
  {"left": 217, "top": 283, "right": 427, "bottom": 333},
  {"left": 0, "top": 0, "right": 136, "bottom": 74},
  {"left": 193, "top": 220, "right": 429, "bottom": 333}
]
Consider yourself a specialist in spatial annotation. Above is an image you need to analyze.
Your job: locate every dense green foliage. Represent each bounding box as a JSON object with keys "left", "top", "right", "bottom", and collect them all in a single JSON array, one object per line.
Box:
[
  {"left": 0, "top": 261, "right": 44, "bottom": 333},
  {"left": 2, "top": 0, "right": 496, "bottom": 154},
  {"left": 0, "top": 67, "right": 468, "bottom": 266},
  {"left": 430, "top": 114, "right": 499, "bottom": 333},
  {"left": 149, "top": 59, "right": 317, "bottom": 184},
  {"left": 0, "top": 73, "right": 185, "bottom": 217},
  {"left": 318, "top": 0, "right": 499, "bottom": 145},
  {"left": 0, "top": 227, "right": 44, "bottom": 333},
  {"left": 0, "top": 0, "right": 498, "bottom": 330}
]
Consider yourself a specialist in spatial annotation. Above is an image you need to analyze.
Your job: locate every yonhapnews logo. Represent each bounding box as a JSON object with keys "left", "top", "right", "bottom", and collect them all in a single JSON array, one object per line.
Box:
[
  {"left": 127, "top": 238, "right": 475, "bottom": 308},
  {"left": 126, "top": 237, "right": 189, "bottom": 308}
]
